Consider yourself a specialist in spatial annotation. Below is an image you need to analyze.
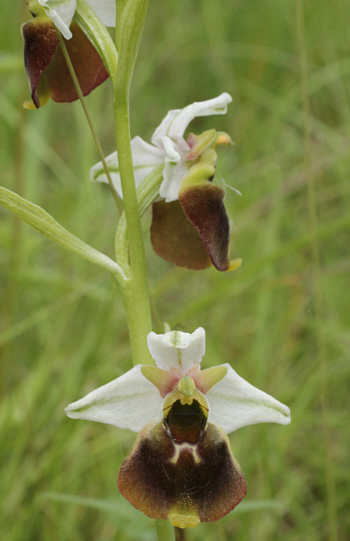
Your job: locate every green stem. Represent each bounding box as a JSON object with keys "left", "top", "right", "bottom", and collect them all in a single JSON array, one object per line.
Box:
[
  {"left": 115, "top": 0, "right": 128, "bottom": 50},
  {"left": 56, "top": 31, "right": 122, "bottom": 213},
  {"left": 113, "top": 0, "right": 153, "bottom": 365},
  {"left": 56, "top": 24, "right": 153, "bottom": 365},
  {"left": 113, "top": 92, "right": 153, "bottom": 365},
  {"left": 156, "top": 520, "right": 176, "bottom": 541}
]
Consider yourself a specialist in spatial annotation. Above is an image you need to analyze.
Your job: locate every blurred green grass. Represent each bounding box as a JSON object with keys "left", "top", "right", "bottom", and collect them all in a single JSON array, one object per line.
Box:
[{"left": 1, "top": 0, "right": 349, "bottom": 540}]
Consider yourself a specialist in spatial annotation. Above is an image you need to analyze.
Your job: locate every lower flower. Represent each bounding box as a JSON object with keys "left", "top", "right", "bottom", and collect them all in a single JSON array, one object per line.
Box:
[{"left": 65, "top": 327, "right": 291, "bottom": 528}]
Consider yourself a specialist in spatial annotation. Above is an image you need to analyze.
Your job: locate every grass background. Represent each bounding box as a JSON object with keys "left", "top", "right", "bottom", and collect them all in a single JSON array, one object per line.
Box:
[{"left": 1, "top": 0, "right": 349, "bottom": 540}]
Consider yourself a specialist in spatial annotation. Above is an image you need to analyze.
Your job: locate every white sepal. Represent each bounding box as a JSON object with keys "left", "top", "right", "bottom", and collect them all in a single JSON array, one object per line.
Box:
[
  {"left": 151, "top": 109, "right": 181, "bottom": 148},
  {"left": 207, "top": 364, "right": 291, "bottom": 434},
  {"left": 65, "top": 365, "right": 163, "bottom": 432},
  {"left": 159, "top": 160, "right": 188, "bottom": 202},
  {"left": 90, "top": 136, "right": 164, "bottom": 197},
  {"left": 84, "top": 0, "right": 116, "bottom": 26},
  {"left": 131, "top": 136, "right": 165, "bottom": 183},
  {"left": 38, "top": 0, "right": 76, "bottom": 39},
  {"left": 158, "top": 135, "right": 185, "bottom": 202},
  {"left": 147, "top": 328, "right": 206, "bottom": 374},
  {"left": 152, "top": 93, "right": 233, "bottom": 147},
  {"left": 90, "top": 150, "right": 121, "bottom": 195}
]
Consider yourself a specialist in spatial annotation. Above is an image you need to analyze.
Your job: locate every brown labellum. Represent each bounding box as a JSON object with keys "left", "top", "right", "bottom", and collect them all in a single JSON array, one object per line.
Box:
[{"left": 118, "top": 400, "right": 247, "bottom": 528}]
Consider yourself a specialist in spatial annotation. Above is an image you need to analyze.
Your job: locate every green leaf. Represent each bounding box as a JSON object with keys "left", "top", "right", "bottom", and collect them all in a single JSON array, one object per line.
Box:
[
  {"left": 41, "top": 492, "right": 127, "bottom": 515},
  {"left": 0, "top": 187, "right": 124, "bottom": 278},
  {"left": 40, "top": 492, "right": 155, "bottom": 539}
]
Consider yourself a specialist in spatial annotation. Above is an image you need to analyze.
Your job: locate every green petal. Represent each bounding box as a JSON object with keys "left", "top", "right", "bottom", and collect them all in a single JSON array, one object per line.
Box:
[
  {"left": 188, "top": 365, "right": 228, "bottom": 394},
  {"left": 141, "top": 365, "right": 179, "bottom": 398}
]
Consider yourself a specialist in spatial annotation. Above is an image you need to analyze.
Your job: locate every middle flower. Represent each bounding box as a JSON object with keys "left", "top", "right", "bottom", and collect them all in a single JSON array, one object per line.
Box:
[{"left": 91, "top": 93, "right": 241, "bottom": 271}]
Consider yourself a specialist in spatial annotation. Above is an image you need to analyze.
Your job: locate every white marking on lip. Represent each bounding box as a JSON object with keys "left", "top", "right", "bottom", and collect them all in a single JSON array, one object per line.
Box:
[{"left": 169, "top": 443, "right": 201, "bottom": 464}]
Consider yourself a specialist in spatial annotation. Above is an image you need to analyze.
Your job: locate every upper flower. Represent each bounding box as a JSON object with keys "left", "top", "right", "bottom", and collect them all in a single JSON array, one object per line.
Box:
[
  {"left": 22, "top": 0, "right": 116, "bottom": 108},
  {"left": 91, "top": 94, "right": 242, "bottom": 271},
  {"left": 65, "top": 328, "right": 291, "bottom": 528}
]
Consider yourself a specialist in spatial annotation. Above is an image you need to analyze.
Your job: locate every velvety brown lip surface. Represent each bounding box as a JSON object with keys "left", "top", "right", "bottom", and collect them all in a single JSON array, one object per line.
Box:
[{"left": 117, "top": 400, "right": 247, "bottom": 524}]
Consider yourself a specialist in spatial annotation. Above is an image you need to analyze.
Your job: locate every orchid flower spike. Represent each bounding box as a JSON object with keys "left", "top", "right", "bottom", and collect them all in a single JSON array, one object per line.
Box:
[
  {"left": 91, "top": 93, "right": 242, "bottom": 271},
  {"left": 22, "top": 0, "right": 116, "bottom": 108},
  {"left": 65, "top": 327, "right": 291, "bottom": 529}
]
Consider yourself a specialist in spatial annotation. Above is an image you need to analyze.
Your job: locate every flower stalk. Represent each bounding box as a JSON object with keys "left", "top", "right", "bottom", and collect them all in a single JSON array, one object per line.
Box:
[
  {"left": 113, "top": 0, "right": 152, "bottom": 364},
  {"left": 55, "top": 30, "right": 122, "bottom": 212},
  {"left": 115, "top": 0, "right": 128, "bottom": 51},
  {"left": 156, "top": 520, "right": 176, "bottom": 541}
]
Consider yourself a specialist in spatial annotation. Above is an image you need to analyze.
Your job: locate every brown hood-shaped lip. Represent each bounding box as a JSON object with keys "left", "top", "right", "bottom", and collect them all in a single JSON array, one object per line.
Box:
[
  {"left": 151, "top": 183, "right": 230, "bottom": 271},
  {"left": 117, "top": 400, "right": 247, "bottom": 527},
  {"left": 22, "top": 17, "right": 59, "bottom": 108},
  {"left": 151, "top": 199, "right": 212, "bottom": 270},
  {"left": 22, "top": 17, "right": 108, "bottom": 108}
]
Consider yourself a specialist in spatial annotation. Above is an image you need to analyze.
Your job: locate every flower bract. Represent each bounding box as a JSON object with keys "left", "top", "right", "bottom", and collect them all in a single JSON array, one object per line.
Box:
[
  {"left": 22, "top": 0, "right": 116, "bottom": 108},
  {"left": 65, "top": 327, "right": 291, "bottom": 528},
  {"left": 91, "top": 94, "right": 242, "bottom": 271}
]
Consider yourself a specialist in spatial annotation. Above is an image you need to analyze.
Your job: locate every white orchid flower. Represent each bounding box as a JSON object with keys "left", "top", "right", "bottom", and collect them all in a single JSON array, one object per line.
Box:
[
  {"left": 66, "top": 327, "right": 290, "bottom": 528},
  {"left": 91, "top": 93, "right": 232, "bottom": 202},
  {"left": 92, "top": 94, "right": 242, "bottom": 271}
]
